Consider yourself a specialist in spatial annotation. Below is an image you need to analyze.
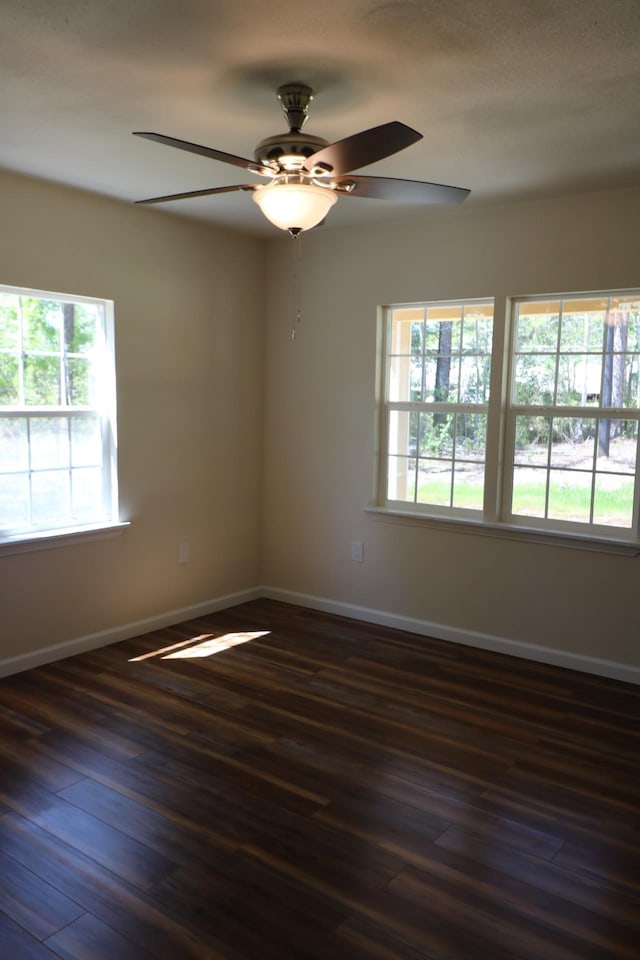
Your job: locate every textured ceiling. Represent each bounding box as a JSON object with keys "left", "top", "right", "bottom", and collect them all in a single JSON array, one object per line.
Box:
[{"left": 2, "top": 0, "right": 640, "bottom": 236}]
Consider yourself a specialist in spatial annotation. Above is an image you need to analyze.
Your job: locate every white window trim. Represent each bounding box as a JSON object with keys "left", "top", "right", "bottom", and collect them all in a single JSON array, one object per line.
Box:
[
  {"left": 0, "top": 520, "right": 130, "bottom": 557},
  {"left": 375, "top": 290, "right": 640, "bottom": 554},
  {"left": 0, "top": 283, "right": 121, "bottom": 542}
]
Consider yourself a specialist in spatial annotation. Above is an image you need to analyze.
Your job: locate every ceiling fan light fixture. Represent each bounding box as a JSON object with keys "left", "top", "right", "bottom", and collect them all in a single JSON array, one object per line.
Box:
[
  {"left": 134, "top": 84, "right": 470, "bottom": 220},
  {"left": 253, "top": 179, "right": 337, "bottom": 233}
]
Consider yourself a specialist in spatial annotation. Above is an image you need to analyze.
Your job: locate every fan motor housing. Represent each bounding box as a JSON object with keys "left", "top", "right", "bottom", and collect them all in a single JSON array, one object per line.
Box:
[{"left": 254, "top": 132, "right": 329, "bottom": 170}]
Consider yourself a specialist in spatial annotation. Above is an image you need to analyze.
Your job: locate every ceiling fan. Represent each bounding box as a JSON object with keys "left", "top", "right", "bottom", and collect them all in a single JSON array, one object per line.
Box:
[{"left": 134, "top": 83, "right": 470, "bottom": 234}]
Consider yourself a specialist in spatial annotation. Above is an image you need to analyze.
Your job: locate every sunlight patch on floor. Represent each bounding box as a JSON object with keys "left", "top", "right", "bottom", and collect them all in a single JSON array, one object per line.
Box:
[{"left": 129, "top": 631, "right": 270, "bottom": 662}]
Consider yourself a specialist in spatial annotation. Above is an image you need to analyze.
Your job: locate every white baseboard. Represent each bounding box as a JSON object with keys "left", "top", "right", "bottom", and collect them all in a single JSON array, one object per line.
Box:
[
  {"left": 260, "top": 586, "right": 640, "bottom": 686},
  {"left": 0, "top": 587, "right": 262, "bottom": 680},
  {"left": 2, "top": 583, "right": 638, "bottom": 686}
]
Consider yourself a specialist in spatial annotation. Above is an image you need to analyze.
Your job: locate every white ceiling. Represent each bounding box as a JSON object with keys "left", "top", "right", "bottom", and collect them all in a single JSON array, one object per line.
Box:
[{"left": 2, "top": 0, "right": 640, "bottom": 237}]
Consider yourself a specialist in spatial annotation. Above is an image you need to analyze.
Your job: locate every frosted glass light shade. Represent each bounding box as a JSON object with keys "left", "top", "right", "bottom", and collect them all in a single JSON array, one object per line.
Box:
[{"left": 253, "top": 181, "right": 337, "bottom": 232}]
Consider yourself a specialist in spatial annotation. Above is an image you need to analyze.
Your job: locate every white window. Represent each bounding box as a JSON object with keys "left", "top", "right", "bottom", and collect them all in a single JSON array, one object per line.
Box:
[
  {"left": 505, "top": 293, "right": 640, "bottom": 535},
  {"left": 382, "top": 299, "right": 494, "bottom": 516},
  {"left": 379, "top": 290, "right": 640, "bottom": 548},
  {"left": 0, "top": 284, "right": 119, "bottom": 540}
]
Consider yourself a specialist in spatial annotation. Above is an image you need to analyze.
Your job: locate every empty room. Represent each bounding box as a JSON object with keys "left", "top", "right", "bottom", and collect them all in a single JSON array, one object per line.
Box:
[{"left": 1, "top": 1, "right": 639, "bottom": 958}]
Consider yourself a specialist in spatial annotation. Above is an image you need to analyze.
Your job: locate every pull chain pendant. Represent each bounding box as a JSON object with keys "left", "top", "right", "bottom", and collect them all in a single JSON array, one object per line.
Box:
[{"left": 291, "top": 231, "right": 303, "bottom": 341}]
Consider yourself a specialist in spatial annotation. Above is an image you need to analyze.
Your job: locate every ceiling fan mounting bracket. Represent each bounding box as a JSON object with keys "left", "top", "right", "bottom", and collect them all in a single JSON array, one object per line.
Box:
[{"left": 276, "top": 83, "right": 314, "bottom": 132}]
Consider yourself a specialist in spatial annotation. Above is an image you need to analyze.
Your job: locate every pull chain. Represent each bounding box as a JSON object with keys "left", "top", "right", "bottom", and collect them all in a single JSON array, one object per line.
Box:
[{"left": 291, "top": 231, "right": 303, "bottom": 341}]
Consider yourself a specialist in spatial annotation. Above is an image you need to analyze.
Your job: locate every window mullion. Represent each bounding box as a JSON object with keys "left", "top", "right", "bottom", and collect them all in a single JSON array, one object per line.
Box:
[
  {"left": 484, "top": 294, "right": 508, "bottom": 523},
  {"left": 633, "top": 416, "right": 640, "bottom": 536},
  {"left": 17, "top": 296, "right": 25, "bottom": 405},
  {"left": 553, "top": 300, "right": 563, "bottom": 405},
  {"left": 26, "top": 415, "right": 33, "bottom": 529}
]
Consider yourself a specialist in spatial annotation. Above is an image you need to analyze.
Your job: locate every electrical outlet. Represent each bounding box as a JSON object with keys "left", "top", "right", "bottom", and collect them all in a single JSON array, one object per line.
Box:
[
  {"left": 351, "top": 540, "right": 364, "bottom": 562},
  {"left": 178, "top": 541, "right": 190, "bottom": 564}
]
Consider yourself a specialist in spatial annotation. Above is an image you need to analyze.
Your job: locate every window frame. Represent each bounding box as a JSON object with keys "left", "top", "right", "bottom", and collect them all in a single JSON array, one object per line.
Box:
[
  {"left": 0, "top": 283, "right": 120, "bottom": 543},
  {"left": 376, "top": 289, "right": 640, "bottom": 553},
  {"left": 379, "top": 297, "right": 496, "bottom": 520}
]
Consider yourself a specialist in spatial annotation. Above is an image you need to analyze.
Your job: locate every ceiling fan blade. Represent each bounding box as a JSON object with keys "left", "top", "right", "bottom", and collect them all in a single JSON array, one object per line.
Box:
[
  {"left": 304, "top": 122, "right": 422, "bottom": 176},
  {"left": 133, "top": 132, "right": 271, "bottom": 176},
  {"left": 332, "top": 175, "right": 470, "bottom": 204},
  {"left": 135, "top": 184, "right": 257, "bottom": 205}
]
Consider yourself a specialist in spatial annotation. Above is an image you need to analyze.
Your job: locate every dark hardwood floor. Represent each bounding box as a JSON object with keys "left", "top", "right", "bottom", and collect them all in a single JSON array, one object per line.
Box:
[{"left": 0, "top": 599, "right": 639, "bottom": 959}]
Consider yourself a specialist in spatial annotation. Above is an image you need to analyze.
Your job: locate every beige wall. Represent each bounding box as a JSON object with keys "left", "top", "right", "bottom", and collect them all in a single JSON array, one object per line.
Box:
[
  {"left": 2, "top": 170, "right": 638, "bottom": 674},
  {"left": 261, "top": 186, "right": 640, "bottom": 668},
  {"left": 0, "top": 169, "right": 265, "bottom": 662}
]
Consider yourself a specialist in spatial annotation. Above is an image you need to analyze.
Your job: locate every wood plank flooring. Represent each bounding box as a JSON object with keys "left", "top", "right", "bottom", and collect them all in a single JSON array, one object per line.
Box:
[{"left": 0, "top": 599, "right": 638, "bottom": 959}]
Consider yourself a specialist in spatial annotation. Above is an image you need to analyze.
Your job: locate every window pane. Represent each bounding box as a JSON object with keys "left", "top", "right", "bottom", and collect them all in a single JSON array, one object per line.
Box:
[
  {"left": 559, "top": 305, "right": 605, "bottom": 353},
  {"left": 390, "top": 308, "right": 424, "bottom": 355},
  {"left": 515, "top": 302, "right": 560, "bottom": 352},
  {"left": 0, "top": 297, "right": 19, "bottom": 349},
  {"left": 31, "top": 470, "right": 71, "bottom": 526},
  {"left": 71, "top": 416, "right": 103, "bottom": 467},
  {"left": 513, "top": 416, "right": 551, "bottom": 465},
  {"left": 423, "top": 319, "right": 447, "bottom": 354},
  {"left": 417, "top": 460, "right": 452, "bottom": 506},
  {"left": 22, "top": 298, "right": 61, "bottom": 351},
  {"left": 547, "top": 470, "right": 592, "bottom": 523},
  {"left": 72, "top": 467, "right": 104, "bottom": 521},
  {"left": 24, "top": 356, "right": 61, "bottom": 405},
  {"left": 622, "top": 356, "right": 640, "bottom": 409},
  {"left": 595, "top": 422, "right": 637, "bottom": 472},
  {"left": 426, "top": 306, "right": 462, "bottom": 356},
  {"left": 0, "top": 417, "right": 29, "bottom": 471},
  {"left": 424, "top": 356, "right": 459, "bottom": 403},
  {"left": 453, "top": 464, "right": 484, "bottom": 509},
  {"left": 455, "top": 413, "right": 487, "bottom": 462},
  {"left": 387, "top": 456, "right": 416, "bottom": 502},
  {"left": 0, "top": 473, "right": 29, "bottom": 528},
  {"left": 600, "top": 352, "right": 640, "bottom": 409},
  {"left": 604, "top": 315, "right": 633, "bottom": 355},
  {"left": 388, "top": 410, "right": 413, "bottom": 457},
  {"left": 610, "top": 299, "right": 640, "bottom": 344},
  {"left": 512, "top": 466, "right": 547, "bottom": 517},
  {"left": 513, "top": 354, "right": 556, "bottom": 405},
  {"left": 30, "top": 417, "right": 70, "bottom": 470},
  {"left": 460, "top": 355, "right": 491, "bottom": 403},
  {"left": 449, "top": 320, "right": 462, "bottom": 354},
  {"left": 389, "top": 354, "right": 421, "bottom": 401},
  {"left": 549, "top": 419, "right": 596, "bottom": 468},
  {"left": 418, "top": 413, "right": 454, "bottom": 460},
  {"left": 0, "top": 354, "right": 20, "bottom": 404},
  {"left": 556, "top": 355, "right": 603, "bottom": 405},
  {"left": 66, "top": 357, "right": 94, "bottom": 405},
  {"left": 593, "top": 474, "right": 634, "bottom": 527},
  {"left": 560, "top": 303, "right": 605, "bottom": 353},
  {"left": 64, "top": 303, "right": 99, "bottom": 356},
  {"left": 462, "top": 308, "right": 493, "bottom": 353}
]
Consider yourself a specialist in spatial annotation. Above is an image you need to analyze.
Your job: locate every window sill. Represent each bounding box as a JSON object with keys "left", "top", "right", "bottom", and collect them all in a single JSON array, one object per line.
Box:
[
  {"left": 365, "top": 507, "right": 640, "bottom": 556},
  {"left": 0, "top": 521, "right": 130, "bottom": 557}
]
